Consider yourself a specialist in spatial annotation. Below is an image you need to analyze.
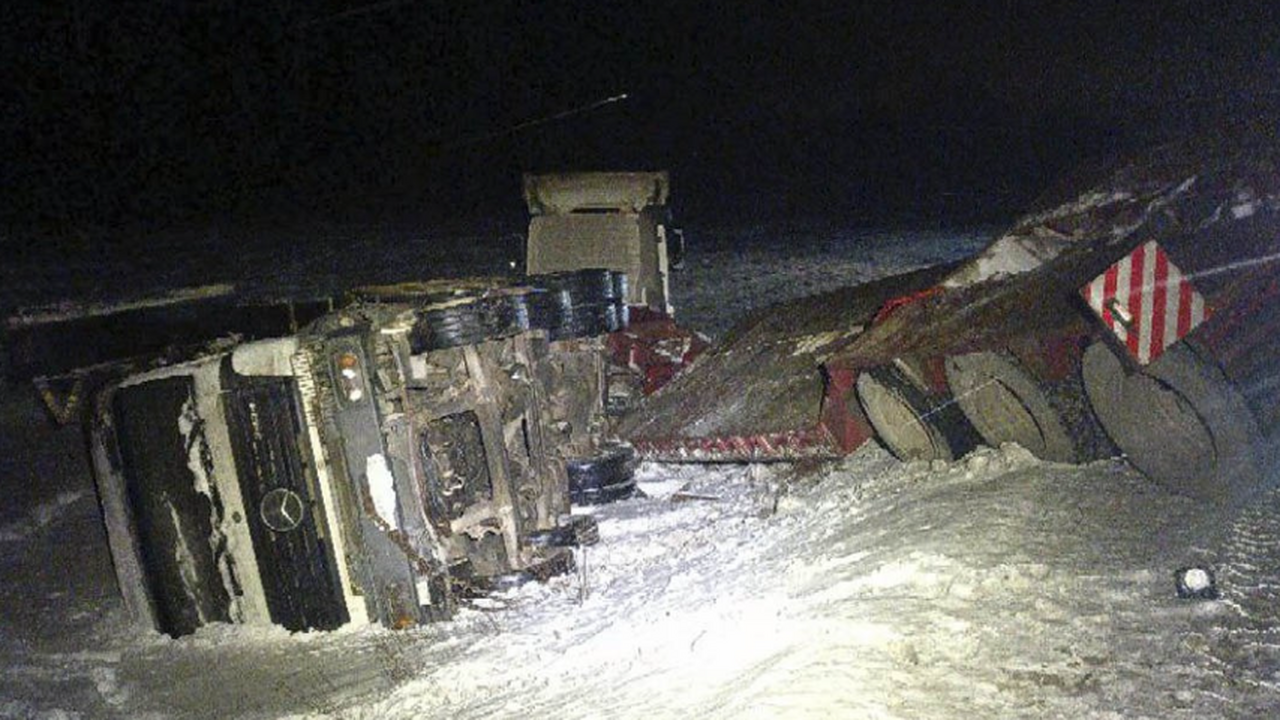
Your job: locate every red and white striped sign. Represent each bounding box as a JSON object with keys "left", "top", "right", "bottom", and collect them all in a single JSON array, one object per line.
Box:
[{"left": 1081, "top": 240, "right": 1211, "bottom": 365}]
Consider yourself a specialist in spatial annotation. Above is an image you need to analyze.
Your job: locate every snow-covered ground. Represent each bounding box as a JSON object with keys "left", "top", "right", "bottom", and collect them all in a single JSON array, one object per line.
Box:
[{"left": 2, "top": 224, "right": 1278, "bottom": 719}]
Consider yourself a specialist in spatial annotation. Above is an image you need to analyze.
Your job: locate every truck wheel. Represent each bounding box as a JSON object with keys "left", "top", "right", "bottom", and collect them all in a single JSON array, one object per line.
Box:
[
  {"left": 856, "top": 362, "right": 976, "bottom": 462},
  {"left": 1081, "top": 341, "right": 1261, "bottom": 503},
  {"left": 558, "top": 305, "right": 612, "bottom": 339},
  {"left": 413, "top": 302, "right": 490, "bottom": 351},
  {"left": 609, "top": 271, "right": 629, "bottom": 302},
  {"left": 480, "top": 290, "right": 535, "bottom": 339},
  {"left": 945, "top": 351, "right": 1077, "bottom": 462},
  {"left": 609, "top": 271, "right": 630, "bottom": 330},
  {"left": 566, "top": 444, "right": 639, "bottom": 504},
  {"left": 528, "top": 270, "right": 617, "bottom": 340}
]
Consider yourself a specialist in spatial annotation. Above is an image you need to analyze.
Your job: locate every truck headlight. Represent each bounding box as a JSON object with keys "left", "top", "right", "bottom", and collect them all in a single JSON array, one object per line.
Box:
[{"left": 335, "top": 351, "right": 366, "bottom": 403}]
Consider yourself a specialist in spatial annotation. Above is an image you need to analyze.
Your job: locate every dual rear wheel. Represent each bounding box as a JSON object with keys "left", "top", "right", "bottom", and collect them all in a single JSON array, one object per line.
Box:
[
  {"left": 855, "top": 361, "right": 977, "bottom": 463},
  {"left": 855, "top": 343, "right": 1260, "bottom": 505},
  {"left": 1081, "top": 342, "right": 1261, "bottom": 504}
]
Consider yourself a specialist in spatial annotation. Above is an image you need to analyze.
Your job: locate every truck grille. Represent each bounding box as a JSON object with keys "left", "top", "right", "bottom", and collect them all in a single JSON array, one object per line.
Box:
[{"left": 221, "top": 364, "right": 348, "bottom": 632}]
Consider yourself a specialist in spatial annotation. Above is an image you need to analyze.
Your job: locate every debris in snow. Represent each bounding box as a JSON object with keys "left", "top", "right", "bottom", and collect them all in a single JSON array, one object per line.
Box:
[
  {"left": 1175, "top": 566, "right": 1219, "bottom": 599},
  {"left": 1231, "top": 191, "right": 1260, "bottom": 220},
  {"left": 90, "top": 666, "right": 130, "bottom": 708}
]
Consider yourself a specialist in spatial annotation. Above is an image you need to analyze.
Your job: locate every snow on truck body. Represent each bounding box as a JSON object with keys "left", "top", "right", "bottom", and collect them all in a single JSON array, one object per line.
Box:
[
  {"left": 91, "top": 337, "right": 359, "bottom": 635},
  {"left": 89, "top": 278, "right": 622, "bottom": 637}
]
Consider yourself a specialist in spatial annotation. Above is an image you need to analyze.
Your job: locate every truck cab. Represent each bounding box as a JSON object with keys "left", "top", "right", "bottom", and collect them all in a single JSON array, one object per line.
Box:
[{"left": 524, "top": 172, "right": 680, "bottom": 316}]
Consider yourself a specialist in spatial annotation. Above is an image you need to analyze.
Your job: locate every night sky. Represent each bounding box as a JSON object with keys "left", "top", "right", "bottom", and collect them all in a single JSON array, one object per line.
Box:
[{"left": 4, "top": 1, "right": 1278, "bottom": 243}]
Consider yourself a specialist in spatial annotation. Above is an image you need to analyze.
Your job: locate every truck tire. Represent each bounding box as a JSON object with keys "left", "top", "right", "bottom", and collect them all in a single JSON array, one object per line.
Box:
[
  {"left": 412, "top": 301, "right": 490, "bottom": 351},
  {"left": 566, "top": 444, "right": 639, "bottom": 504},
  {"left": 480, "top": 290, "right": 535, "bottom": 339},
  {"left": 528, "top": 270, "right": 618, "bottom": 340},
  {"left": 608, "top": 271, "right": 630, "bottom": 330},
  {"left": 945, "top": 351, "right": 1078, "bottom": 462},
  {"left": 1081, "top": 341, "right": 1261, "bottom": 503},
  {"left": 856, "top": 362, "right": 978, "bottom": 462},
  {"left": 609, "top": 271, "right": 629, "bottom": 303},
  {"left": 529, "top": 269, "right": 615, "bottom": 301}
]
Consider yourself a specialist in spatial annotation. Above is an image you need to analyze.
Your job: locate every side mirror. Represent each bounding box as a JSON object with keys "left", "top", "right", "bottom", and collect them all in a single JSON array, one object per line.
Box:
[{"left": 668, "top": 228, "right": 686, "bottom": 271}]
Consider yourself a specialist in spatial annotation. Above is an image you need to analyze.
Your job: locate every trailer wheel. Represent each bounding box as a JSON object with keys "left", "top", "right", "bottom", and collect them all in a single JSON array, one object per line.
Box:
[
  {"left": 1081, "top": 341, "right": 1261, "bottom": 503},
  {"left": 945, "top": 351, "right": 1076, "bottom": 462},
  {"left": 856, "top": 362, "right": 975, "bottom": 462}
]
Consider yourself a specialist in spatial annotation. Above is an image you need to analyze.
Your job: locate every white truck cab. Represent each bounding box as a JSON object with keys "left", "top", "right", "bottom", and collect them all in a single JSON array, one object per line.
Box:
[{"left": 524, "top": 171, "right": 680, "bottom": 316}]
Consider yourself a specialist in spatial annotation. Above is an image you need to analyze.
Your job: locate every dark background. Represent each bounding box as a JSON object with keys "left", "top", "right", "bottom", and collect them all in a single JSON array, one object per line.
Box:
[{"left": 3, "top": 0, "right": 1278, "bottom": 245}]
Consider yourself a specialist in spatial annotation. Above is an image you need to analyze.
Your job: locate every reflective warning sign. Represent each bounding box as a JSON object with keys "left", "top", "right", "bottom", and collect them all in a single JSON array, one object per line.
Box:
[{"left": 1081, "top": 241, "right": 1210, "bottom": 365}]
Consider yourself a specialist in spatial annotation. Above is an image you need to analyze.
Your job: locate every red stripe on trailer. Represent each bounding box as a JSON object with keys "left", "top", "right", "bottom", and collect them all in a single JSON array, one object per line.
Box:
[
  {"left": 872, "top": 286, "right": 945, "bottom": 325},
  {"left": 1150, "top": 247, "right": 1169, "bottom": 356},
  {"left": 1102, "top": 263, "right": 1119, "bottom": 328},
  {"left": 630, "top": 424, "right": 843, "bottom": 462},
  {"left": 1176, "top": 271, "right": 1194, "bottom": 339},
  {"left": 1080, "top": 241, "right": 1210, "bottom": 365}
]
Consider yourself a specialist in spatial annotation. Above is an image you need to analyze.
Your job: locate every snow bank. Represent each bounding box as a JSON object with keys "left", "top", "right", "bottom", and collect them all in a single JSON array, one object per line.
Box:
[{"left": 342, "top": 444, "right": 1278, "bottom": 719}]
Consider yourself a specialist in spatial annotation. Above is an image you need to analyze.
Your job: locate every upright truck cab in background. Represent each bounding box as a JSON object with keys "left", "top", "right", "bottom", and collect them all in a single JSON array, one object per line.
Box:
[
  {"left": 522, "top": 172, "right": 707, "bottom": 407},
  {"left": 524, "top": 172, "right": 682, "bottom": 317}
]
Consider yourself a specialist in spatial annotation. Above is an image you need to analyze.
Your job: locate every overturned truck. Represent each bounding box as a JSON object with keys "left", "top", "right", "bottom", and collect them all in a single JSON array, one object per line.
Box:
[
  {"left": 87, "top": 273, "right": 632, "bottom": 637},
  {"left": 0, "top": 171, "right": 707, "bottom": 638},
  {"left": 1, "top": 171, "right": 689, "bottom": 637}
]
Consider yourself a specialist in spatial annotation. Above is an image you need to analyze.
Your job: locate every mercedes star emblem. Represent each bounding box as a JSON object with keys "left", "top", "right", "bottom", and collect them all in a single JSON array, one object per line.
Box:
[{"left": 260, "top": 488, "right": 306, "bottom": 532}]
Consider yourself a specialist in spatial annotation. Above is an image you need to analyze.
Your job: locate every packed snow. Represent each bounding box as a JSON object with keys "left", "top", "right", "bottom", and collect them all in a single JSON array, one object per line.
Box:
[{"left": 2, "top": 223, "right": 1278, "bottom": 719}]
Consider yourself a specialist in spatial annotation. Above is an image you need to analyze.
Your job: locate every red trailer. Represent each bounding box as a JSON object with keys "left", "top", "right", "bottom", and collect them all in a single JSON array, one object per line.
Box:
[{"left": 617, "top": 124, "right": 1280, "bottom": 510}]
